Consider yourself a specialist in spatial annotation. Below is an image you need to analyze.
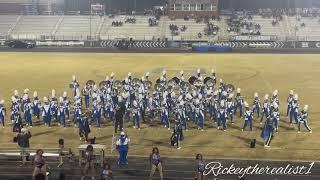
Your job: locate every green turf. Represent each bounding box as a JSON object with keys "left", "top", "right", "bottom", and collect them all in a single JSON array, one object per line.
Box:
[{"left": 0, "top": 52, "right": 319, "bottom": 161}]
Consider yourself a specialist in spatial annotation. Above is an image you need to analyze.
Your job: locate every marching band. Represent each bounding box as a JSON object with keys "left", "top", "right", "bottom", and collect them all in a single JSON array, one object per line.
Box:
[{"left": 0, "top": 68, "right": 312, "bottom": 148}]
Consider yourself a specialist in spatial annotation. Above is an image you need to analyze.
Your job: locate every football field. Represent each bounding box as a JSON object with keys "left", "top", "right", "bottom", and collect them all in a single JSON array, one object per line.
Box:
[{"left": 0, "top": 52, "right": 319, "bottom": 161}]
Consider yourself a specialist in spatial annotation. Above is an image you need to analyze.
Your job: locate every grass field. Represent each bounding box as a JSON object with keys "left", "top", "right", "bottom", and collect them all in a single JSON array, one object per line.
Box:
[{"left": 0, "top": 52, "right": 320, "bottom": 161}]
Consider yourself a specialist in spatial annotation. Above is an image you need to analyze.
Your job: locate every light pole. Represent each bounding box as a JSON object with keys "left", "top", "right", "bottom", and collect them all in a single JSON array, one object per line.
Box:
[{"left": 89, "top": 0, "right": 92, "bottom": 41}]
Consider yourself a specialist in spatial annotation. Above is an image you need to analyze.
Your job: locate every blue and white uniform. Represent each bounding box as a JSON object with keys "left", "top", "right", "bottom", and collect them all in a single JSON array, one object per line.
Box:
[
  {"left": 42, "top": 97, "right": 52, "bottom": 127},
  {"left": 116, "top": 132, "right": 130, "bottom": 165},
  {"left": 32, "top": 92, "right": 41, "bottom": 120},
  {"left": 290, "top": 94, "right": 299, "bottom": 124},
  {"left": 217, "top": 100, "right": 227, "bottom": 130},
  {"left": 271, "top": 103, "right": 280, "bottom": 132},
  {"left": 23, "top": 99, "right": 32, "bottom": 127},
  {"left": 242, "top": 102, "right": 253, "bottom": 131},
  {"left": 260, "top": 94, "right": 270, "bottom": 123},
  {"left": 287, "top": 90, "right": 294, "bottom": 117},
  {"left": 252, "top": 92, "right": 261, "bottom": 117},
  {"left": 0, "top": 100, "right": 5, "bottom": 127},
  {"left": 226, "top": 94, "right": 235, "bottom": 124},
  {"left": 57, "top": 97, "right": 66, "bottom": 127},
  {"left": 234, "top": 88, "right": 243, "bottom": 117},
  {"left": 298, "top": 105, "right": 312, "bottom": 133}
]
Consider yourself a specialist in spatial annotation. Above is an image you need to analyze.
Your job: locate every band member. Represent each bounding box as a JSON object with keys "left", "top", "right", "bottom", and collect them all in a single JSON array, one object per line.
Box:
[
  {"left": 12, "top": 89, "right": 21, "bottom": 112},
  {"left": 116, "top": 132, "right": 130, "bottom": 165},
  {"left": 12, "top": 106, "right": 22, "bottom": 133},
  {"left": 74, "top": 92, "right": 82, "bottom": 127},
  {"left": 79, "top": 113, "right": 91, "bottom": 142},
  {"left": 22, "top": 89, "right": 30, "bottom": 112},
  {"left": 92, "top": 97, "right": 102, "bottom": 128},
  {"left": 234, "top": 88, "right": 243, "bottom": 117},
  {"left": 71, "top": 75, "right": 79, "bottom": 97},
  {"left": 252, "top": 92, "right": 261, "bottom": 117},
  {"left": 132, "top": 100, "right": 141, "bottom": 129},
  {"left": 0, "top": 100, "right": 5, "bottom": 127},
  {"left": 82, "top": 85, "right": 90, "bottom": 109},
  {"left": 261, "top": 116, "right": 274, "bottom": 148},
  {"left": 145, "top": 72, "right": 150, "bottom": 81},
  {"left": 260, "top": 94, "right": 270, "bottom": 124},
  {"left": 57, "top": 97, "right": 66, "bottom": 128},
  {"left": 210, "top": 68, "right": 216, "bottom": 85},
  {"left": 23, "top": 97, "right": 32, "bottom": 127},
  {"left": 160, "top": 99, "right": 170, "bottom": 130},
  {"left": 226, "top": 94, "right": 235, "bottom": 124},
  {"left": 242, "top": 102, "right": 253, "bottom": 131},
  {"left": 217, "top": 100, "right": 227, "bottom": 131},
  {"left": 104, "top": 94, "right": 114, "bottom": 123},
  {"left": 196, "top": 68, "right": 203, "bottom": 81},
  {"left": 298, "top": 105, "right": 312, "bottom": 133},
  {"left": 195, "top": 154, "right": 205, "bottom": 180},
  {"left": 271, "top": 102, "right": 280, "bottom": 133},
  {"left": 62, "top": 92, "right": 70, "bottom": 121},
  {"left": 195, "top": 98, "right": 204, "bottom": 131},
  {"left": 32, "top": 92, "right": 41, "bottom": 120},
  {"left": 149, "top": 147, "right": 163, "bottom": 180},
  {"left": 287, "top": 90, "right": 294, "bottom": 117},
  {"left": 42, "top": 97, "right": 52, "bottom": 128},
  {"left": 50, "top": 89, "right": 58, "bottom": 121},
  {"left": 290, "top": 94, "right": 299, "bottom": 124},
  {"left": 271, "top": 89, "right": 279, "bottom": 107}
]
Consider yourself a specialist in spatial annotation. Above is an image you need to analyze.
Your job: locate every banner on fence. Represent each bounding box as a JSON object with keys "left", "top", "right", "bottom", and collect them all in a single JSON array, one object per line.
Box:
[
  {"left": 296, "top": 41, "right": 320, "bottom": 48},
  {"left": 232, "top": 35, "right": 273, "bottom": 41},
  {"left": 36, "top": 41, "right": 84, "bottom": 46}
]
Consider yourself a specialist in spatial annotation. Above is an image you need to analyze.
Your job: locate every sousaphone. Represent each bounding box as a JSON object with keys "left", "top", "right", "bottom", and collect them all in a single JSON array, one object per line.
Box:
[
  {"left": 204, "top": 77, "right": 215, "bottom": 87},
  {"left": 144, "top": 80, "right": 152, "bottom": 89},
  {"left": 188, "top": 76, "right": 197, "bottom": 85},
  {"left": 154, "top": 83, "right": 165, "bottom": 92},
  {"left": 86, "top": 80, "right": 95, "bottom": 87},
  {"left": 113, "top": 80, "right": 122, "bottom": 90}
]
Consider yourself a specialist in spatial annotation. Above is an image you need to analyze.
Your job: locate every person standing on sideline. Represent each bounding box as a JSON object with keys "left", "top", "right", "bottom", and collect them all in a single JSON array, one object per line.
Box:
[
  {"left": 116, "top": 132, "right": 130, "bottom": 165},
  {"left": 32, "top": 149, "right": 49, "bottom": 180},
  {"left": 195, "top": 154, "right": 205, "bottom": 180},
  {"left": 100, "top": 163, "right": 113, "bottom": 180},
  {"left": 81, "top": 145, "right": 95, "bottom": 180},
  {"left": 17, "top": 128, "right": 31, "bottom": 166},
  {"left": 149, "top": 147, "right": 163, "bottom": 180}
]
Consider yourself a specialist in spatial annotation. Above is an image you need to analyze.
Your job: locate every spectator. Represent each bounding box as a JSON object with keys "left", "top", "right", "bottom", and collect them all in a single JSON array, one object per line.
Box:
[
  {"left": 195, "top": 154, "right": 205, "bottom": 180},
  {"left": 149, "top": 147, "right": 163, "bottom": 180},
  {"left": 81, "top": 145, "right": 95, "bottom": 180},
  {"left": 32, "top": 149, "right": 48, "bottom": 180},
  {"left": 17, "top": 128, "right": 31, "bottom": 165},
  {"left": 100, "top": 164, "right": 113, "bottom": 180}
]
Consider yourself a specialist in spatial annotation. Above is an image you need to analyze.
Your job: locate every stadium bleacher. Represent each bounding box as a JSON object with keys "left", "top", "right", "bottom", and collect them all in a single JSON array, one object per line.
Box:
[{"left": 0, "top": 9, "right": 320, "bottom": 41}]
